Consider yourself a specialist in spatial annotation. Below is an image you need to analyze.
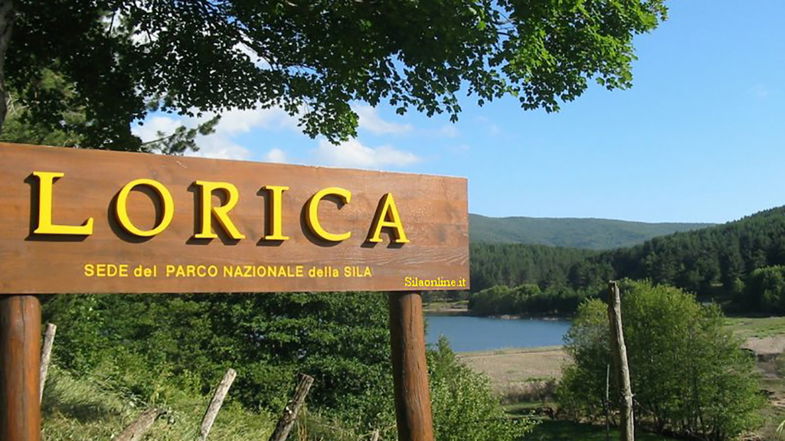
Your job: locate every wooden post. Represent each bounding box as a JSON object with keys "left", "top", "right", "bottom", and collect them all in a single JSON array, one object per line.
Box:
[
  {"left": 605, "top": 363, "right": 611, "bottom": 441},
  {"left": 111, "top": 408, "right": 163, "bottom": 441},
  {"left": 388, "top": 292, "right": 434, "bottom": 441},
  {"left": 198, "top": 368, "right": 237, "bottom": 441},
  {"left": 39, "top": 323, "right": 56, "bottom": 402},
  {"left": 608, "top": 281, "right": 634, "bottom": 441},
  {"left": 0, "top": 295, "right": 42, "bottom": 441},
  {"left": 268, "top": 373, "right": 314, "bottom": 441}
]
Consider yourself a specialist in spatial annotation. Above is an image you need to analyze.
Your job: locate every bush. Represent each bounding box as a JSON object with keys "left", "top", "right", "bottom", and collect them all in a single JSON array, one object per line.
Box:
[
  {"left": 468, "top": 283, "right": 597, "bottom": 316},
  {"left": 558, "top": 280, "right": 764, "bottom": 441},
  {"left": 44, "top": 292, "right": 392, "bottom": 414},
  {"left": 429, "top": 337, "right": 534, "bottom": 441},
  {"left": 45, "top": 293, "right": 531, "bottom": 441},
  {"left": 744, "top": 266, "right": 785, "bottom": 313}
]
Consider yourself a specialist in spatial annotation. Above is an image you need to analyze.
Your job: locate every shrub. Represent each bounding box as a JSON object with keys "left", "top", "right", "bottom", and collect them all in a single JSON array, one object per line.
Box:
[{"left": 558, "top": 280, "right": 764, "bottom": 441}]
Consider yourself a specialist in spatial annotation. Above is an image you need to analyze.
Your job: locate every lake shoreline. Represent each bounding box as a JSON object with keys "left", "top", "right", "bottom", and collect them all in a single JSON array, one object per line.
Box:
[{"left": 423, "top": 301, "right": 572, "bottom": 320}]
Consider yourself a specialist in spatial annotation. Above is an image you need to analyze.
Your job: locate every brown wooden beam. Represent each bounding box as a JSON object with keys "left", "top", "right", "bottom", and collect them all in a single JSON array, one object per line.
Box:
[
  {"left": 0, "top": 295, "right": 42, "bottom": 441},
  {"left": 388, "top": 292, "right": 434, "bottom": 441}
]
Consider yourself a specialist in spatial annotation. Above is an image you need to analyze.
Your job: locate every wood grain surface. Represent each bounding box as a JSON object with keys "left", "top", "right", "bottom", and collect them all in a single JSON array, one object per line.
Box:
[
  {"left": 389, "top": 292, "right": 434, "bottom": 441},
  {"left": 0, "top": 142, "right": 469, "bottom": 293},
  {"left": 0, "top": 295, "right": 41, "bottom": 441}
]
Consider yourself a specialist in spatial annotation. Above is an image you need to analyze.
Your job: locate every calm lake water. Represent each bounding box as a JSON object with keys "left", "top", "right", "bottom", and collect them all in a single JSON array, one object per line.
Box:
[{"left": 425, "top": 315, "right": 571, "bottom": 352}]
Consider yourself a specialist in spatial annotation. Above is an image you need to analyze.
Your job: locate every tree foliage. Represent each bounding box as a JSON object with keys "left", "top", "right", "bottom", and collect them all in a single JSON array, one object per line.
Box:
[
  {"left": 468, "top": 283, "right": 601, "bottom": 316},
  {"left": 558, "top": 280, "right": 763, "bottom": 441},
  {"left": 44, "top": 292, "right": 392, "bottom": 415},
  {"left": 741, "top": 265, "right": 785, "bottom": 314},
  {"left": 43, "top": 292, "right": 534, "bottom": 439},
  {"left": 429, "top": 337, "right": 533, "bottom": 441},
  {"left": 468, "top": 206, "right": 785, "bottom": 316},
  {"left": 470, "top": 242, "right": 598, "bottom": 291},
  {"left": 3, "top": 0, "right": 666, "bottom": 149}
]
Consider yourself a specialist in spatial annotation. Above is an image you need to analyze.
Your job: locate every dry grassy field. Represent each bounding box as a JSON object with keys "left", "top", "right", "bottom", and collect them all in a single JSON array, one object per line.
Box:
[{"left": 458, "top": 346, "right": 567, "bottom": 402}]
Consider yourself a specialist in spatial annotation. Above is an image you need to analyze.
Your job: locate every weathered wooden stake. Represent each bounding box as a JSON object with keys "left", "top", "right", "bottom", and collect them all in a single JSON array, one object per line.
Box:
[
  {"left": 39, "top": 323, "right": 56, "bottom": 402},
  {"left": 388, "top": 292, "right": 434, "bottom": 441},
  {"left": 608, "top": 281, "right": 634, "bottom": 441},
  {"left": 268, "top": 373, "right": 314, "bottom": 441},
  {"left": 198, "top": 368, "right": 237, "bottom": 441},
  {"left": 0, "top": 295, "right": 42, "bottom": 441},
  {"left": 605, "top": 363, "right": 611, "bottom": 441},
  {"left": 111, "top": 408, "right": 164, "bottom": 441}
]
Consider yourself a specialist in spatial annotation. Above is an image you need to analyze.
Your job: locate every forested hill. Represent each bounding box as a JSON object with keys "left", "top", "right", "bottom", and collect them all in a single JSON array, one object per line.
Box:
[
  {"left": 588, "top": 205, "right": 785, "bottom": 310},
  {"left": 469, "top": 206, "right": 785, "bottom": 314},
  {"left": 469, "top": 213, "right": 712, "bottom": 249}
]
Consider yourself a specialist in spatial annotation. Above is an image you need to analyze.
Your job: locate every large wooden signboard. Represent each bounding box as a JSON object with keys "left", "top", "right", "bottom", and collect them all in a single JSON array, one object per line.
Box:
[
  {"left": 0, "top": 142, "right": 468, "bottom": 294},
  {"left": 0, "top": 141, "right": 465, "bottom": 441}
]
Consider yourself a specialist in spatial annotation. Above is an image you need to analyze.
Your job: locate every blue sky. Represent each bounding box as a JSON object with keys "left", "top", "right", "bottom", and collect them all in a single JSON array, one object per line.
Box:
[{"left": 134, "top": 1, "right": 785, "bottom": 224}]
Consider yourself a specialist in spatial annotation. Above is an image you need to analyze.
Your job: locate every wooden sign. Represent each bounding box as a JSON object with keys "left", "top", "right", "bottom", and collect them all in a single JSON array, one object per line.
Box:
[{"left": 0, "top": 142, "right": 468, "bottom": 294}]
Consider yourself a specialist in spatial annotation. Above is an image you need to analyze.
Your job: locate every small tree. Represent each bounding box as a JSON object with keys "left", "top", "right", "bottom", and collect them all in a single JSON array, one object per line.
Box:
[
  {"left": 429, "top": 337, "right": 534, "bottom": 441},
  {"left": 559, "top": 280, "right": 763, "bottom": 441},
  {"left": 744, "top": 266, "right": 785, "bottom": 313}
]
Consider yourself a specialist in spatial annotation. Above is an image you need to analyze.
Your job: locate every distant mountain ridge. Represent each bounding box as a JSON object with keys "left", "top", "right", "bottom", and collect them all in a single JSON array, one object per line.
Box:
[{"left": 469, "top": 213, "right": 714, "bottom": 250}]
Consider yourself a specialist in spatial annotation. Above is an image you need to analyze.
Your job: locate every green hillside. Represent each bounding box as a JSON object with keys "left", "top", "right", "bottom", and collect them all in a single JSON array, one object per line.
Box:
[
  {"left": 470, "top": 206, "right": 785, "bottom": 315},
  {"left": 469, "top": 213, "right": 712, "bottom": 249},
  {"left": 594, "top": 205, "right": 785, "bottom": 310}
]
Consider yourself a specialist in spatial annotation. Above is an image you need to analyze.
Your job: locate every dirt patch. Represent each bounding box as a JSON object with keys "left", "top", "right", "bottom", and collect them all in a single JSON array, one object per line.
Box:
[
  {"left": 742, "top": 335, "right": 785, "bottom": 357},
  {"left": 460, "top": 335, "right": 784, "bottom": 401},
  {"left": 458, "top": 346, "right": 568, "bottom": 397}
]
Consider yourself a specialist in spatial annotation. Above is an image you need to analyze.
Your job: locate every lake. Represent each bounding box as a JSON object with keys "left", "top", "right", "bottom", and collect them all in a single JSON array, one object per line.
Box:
[{"left": 425, "top": 314, "right": 571, "bottom": 352}]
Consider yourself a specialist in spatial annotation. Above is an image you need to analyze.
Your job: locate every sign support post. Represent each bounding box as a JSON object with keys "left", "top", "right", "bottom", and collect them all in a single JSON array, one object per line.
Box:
[
  {"left": 388, "top": 291, "right": 434, "bottom": 441},
  {"left": 0, "top": 295, "right": 42, "bottom": 441}
]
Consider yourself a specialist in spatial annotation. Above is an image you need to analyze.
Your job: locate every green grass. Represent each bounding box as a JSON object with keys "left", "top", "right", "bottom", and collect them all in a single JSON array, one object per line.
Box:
[
  {"left": 42, "top": 367, "right": 275, "bottom": 441},
  {"left": 526, "top": 420, "right": 680, "bottom": 441},
  {"left": 423, "top": 300, "right": 469, "bottom": 314},
  {"left": 503, "top": 401, "right": 546, "bottom": 415},
  {"left": 725, "top": 316, "right": 785, "bottom": 339}
]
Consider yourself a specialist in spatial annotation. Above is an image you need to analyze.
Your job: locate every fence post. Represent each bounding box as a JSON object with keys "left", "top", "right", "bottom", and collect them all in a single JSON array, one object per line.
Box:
[
  {"left": 608, "top": 281, "right": 634, "bottom": 441},
  {"left": 39, "top": 323, "right": 57, "bottom": 401},
  {"left": 198, "top": 368, "right": 237, "bottom": 441},
  {"left": 268, "top": 373, "right": 314, "bottom": 441},
  {"left": 111, "top": 408, "right": 164, "bottom": 441}
]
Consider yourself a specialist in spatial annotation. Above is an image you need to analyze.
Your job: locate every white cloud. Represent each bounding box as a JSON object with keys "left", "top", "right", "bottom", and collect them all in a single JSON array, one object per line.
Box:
[
  {"left": 132, "top": 105, "right": 302, "bottom": 161},
  {"left": 210, "top": 106, "right": 298, "bottom": 135},
  {"left": 264, "top": 148, "right": 288, "bottom": 163},
  {"left": 438, "top": 124, "right": 460, "bottom": 138},
  {"left": 313, "top": 139, "right": 420, "bottom": 169},
  {"left": 190, "top": 136, "right": 252, "bottom": 161},
  {"left": 232, "top": 42, "right": 273, "bottom": 69},
  {"left": 354, "top": 105, "right": 412, "bottom": 135},
  {"left": 133, "top": 114, "right": 253, "bottom": 160},
  {"left": 133, "top": 116, "right": 181, "bottom": 144},
  {"left": 473, "top": 115, "right": 501, "bottom": 136}
]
